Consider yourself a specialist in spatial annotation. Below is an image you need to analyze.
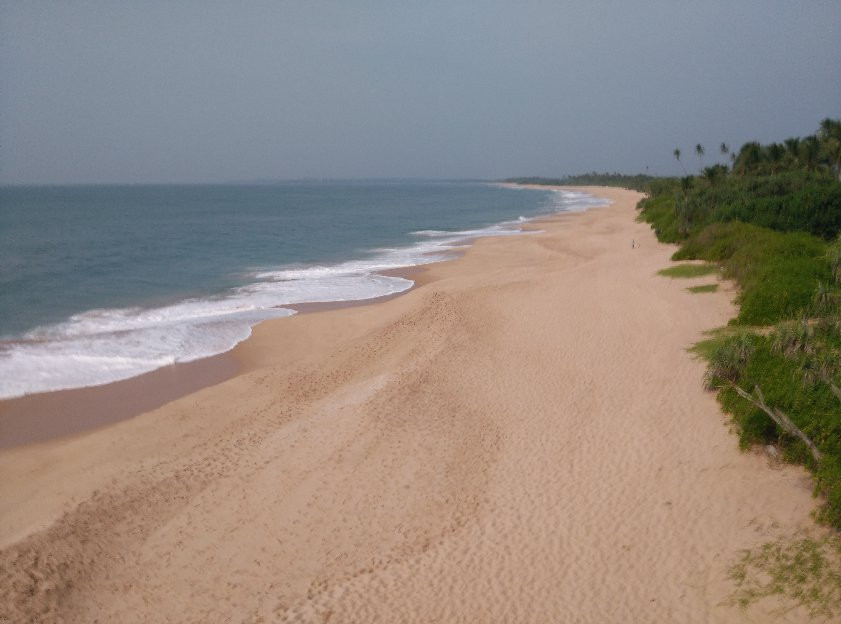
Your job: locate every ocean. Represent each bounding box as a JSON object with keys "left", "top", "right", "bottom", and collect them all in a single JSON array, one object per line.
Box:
[{"left": 0, "top": 181, "right": 605, "bottom": 398}]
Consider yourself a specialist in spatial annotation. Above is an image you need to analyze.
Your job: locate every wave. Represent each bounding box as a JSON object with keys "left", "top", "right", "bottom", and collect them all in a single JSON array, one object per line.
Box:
[{"left": 0, "top": 188, "right": 604, "bottom": 399}]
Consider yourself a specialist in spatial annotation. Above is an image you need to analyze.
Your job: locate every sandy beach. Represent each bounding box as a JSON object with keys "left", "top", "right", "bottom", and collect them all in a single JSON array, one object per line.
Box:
[{"left": 0, "top": 187, "right": 823, "bottom": 622}]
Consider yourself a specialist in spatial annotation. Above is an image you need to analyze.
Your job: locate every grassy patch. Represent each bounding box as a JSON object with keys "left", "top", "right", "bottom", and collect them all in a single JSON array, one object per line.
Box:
[
  {"left": 657, "top": 263, "right": 718, "bottom": 278},
  {"left": 687, "top": 283, "right": 719, "bottom": 293},
  {"left": 728, "top": 535, "right": 841, "bottom": 618}
]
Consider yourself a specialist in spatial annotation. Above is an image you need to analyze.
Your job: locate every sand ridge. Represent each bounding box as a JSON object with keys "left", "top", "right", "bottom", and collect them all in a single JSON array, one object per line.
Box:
[{"left": 0, "top": 187, "right": 824, "bottom": 622}]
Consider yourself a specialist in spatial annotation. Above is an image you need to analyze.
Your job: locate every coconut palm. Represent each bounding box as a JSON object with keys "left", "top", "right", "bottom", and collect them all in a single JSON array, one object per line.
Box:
[
  {"left": 695, "top": 144, "right": 705, "bottom": 171},
  {"left": 673, "top": 148, "right": 686, "bottom": 175}
]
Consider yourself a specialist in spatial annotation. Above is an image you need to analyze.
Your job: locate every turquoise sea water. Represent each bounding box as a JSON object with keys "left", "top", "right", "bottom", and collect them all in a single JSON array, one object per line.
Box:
[{"left": 0, "top": 181, "right": 605, "bottom": 397}]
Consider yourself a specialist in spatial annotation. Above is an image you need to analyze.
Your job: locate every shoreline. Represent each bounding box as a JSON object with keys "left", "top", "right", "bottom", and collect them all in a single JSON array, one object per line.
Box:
[
  {"left": 1, "top": 186, "right": 821, "bottom": 622},
  {"left": 0, "top": 264, "right": 436, "bottom": 450},
  {"left": 0, "top": 194, "right": 552, "bottom": 449},
  {"left": 1, "top": 181, "right": 563, "bottom": 408}
]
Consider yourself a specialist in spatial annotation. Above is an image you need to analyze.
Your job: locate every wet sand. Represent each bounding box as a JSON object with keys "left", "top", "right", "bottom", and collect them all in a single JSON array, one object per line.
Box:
[{"left": 0, "top": 265, "right": 435, "bottom": 450}]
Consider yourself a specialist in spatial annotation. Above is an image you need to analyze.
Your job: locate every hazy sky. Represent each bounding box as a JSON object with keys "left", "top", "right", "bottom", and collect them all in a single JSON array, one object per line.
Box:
[{"left": 2, "top": 1, "right": 839, "bottom": 183}]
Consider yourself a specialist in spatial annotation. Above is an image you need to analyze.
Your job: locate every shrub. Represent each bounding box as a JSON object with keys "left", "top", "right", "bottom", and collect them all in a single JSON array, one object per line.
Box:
[
  {"left": 674, "top": 222, "right": 829, "bottom": 325},
  {"left": 637, "top": 195, "right": 681, "bottom": 242}
]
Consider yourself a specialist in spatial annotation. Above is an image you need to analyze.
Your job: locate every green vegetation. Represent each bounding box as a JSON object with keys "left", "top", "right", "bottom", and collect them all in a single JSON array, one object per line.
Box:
[
  {"left": 674, "top": 222, "right": 830, "bottom": 325},
  {"left": 728, "top": 535, "right": 841, "bottom": 618},
  {"left": 657, "top": 263, "right": 717, "bottom": 278},
  {"left": 504, "top": 173, "right": 660, "bottom": 193},
  {"left": 639, "top": 172, "right": 841, "bottom": 241},
  {"left": 687, "top": 284, "right": 718, "bottom": 294},
  {"left": 638, "top": 119, "right": 841, "bottom": 531},
  {"left": 635, "top": 193, "right": 681, "bottom": 242}
]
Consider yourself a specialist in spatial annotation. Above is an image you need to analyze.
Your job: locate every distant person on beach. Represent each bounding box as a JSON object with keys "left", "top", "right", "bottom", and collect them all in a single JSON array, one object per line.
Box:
[{"left": 631, "top": 239, "right": 635, "bottom": 249}]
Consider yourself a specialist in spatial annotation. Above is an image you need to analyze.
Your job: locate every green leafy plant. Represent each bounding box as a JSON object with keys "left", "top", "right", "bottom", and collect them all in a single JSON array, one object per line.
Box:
[{"left": 657, "top": 263, "right": 718, "bottom": 278}]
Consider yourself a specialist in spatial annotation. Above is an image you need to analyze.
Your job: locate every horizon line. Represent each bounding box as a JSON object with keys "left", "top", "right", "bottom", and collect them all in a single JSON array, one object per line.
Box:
[{"left": 0, "top": 176, "right": 504, "bottom": 187}]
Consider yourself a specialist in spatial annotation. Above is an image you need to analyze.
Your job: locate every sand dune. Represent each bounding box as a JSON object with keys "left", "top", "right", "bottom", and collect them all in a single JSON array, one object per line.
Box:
[{"left": 0, "top": 187, "right": 823, "bottom": 622}]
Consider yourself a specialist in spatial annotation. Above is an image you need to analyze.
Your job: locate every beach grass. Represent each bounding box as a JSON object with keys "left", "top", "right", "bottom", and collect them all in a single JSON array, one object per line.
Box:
[
  {"left": 687, "top": 283, "right": 718, "bottom": 293},
  {"left": 657, "top": 263, "right": 718, "bottom": 278},
  {"left": 728, "top": 535, "right": 841, "bottom": 618}
]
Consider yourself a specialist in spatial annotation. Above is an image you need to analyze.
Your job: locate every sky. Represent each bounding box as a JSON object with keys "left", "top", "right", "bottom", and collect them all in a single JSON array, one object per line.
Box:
[{"left": 1, "top": 1, "right": 840, "bottom": 184}]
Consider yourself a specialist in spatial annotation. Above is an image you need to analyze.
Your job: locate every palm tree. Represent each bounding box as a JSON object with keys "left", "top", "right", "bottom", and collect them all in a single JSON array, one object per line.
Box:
[
  {"left": 720, "top": 142, "right": 729, "bottom": 158},
  {"left": 695, "top": 144, "right": 705, "bottom": 172},
  {"left": 673, "top": 148, "right": 686, "bottom": 175}
]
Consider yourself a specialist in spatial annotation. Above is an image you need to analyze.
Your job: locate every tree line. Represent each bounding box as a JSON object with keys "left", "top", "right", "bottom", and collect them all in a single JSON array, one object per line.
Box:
[{"left": 674, "top": 118, "right": 841, "bottom": 182}]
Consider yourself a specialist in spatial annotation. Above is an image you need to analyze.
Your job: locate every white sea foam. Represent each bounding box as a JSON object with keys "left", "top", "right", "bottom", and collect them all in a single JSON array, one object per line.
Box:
[
  {"left": 0, "top": 188, "right": 604, "bottom": 399},
  {"left": 499, "top": 183, "right": 611, "bottom": 212},
  {"left": 0, "top": 307, "right": 288, "bottom": 398}
]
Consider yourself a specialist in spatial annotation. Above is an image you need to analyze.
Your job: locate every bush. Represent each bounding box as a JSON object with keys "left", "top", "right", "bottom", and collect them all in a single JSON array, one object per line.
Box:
[
  {"left": 657, "top": 263, "right": 717, "bottom": 278},
  {"left": 718, "top": 182, "right": 841, "bottom": 240},
  {"left": 674, "top": 222, "right": 829, "bottom": 325},
  {"left": 637, "top": 194, "right": 681, "bottom": 242},
  {"left": 641, "top": 172, "right": 841, "bottom": 242}
]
